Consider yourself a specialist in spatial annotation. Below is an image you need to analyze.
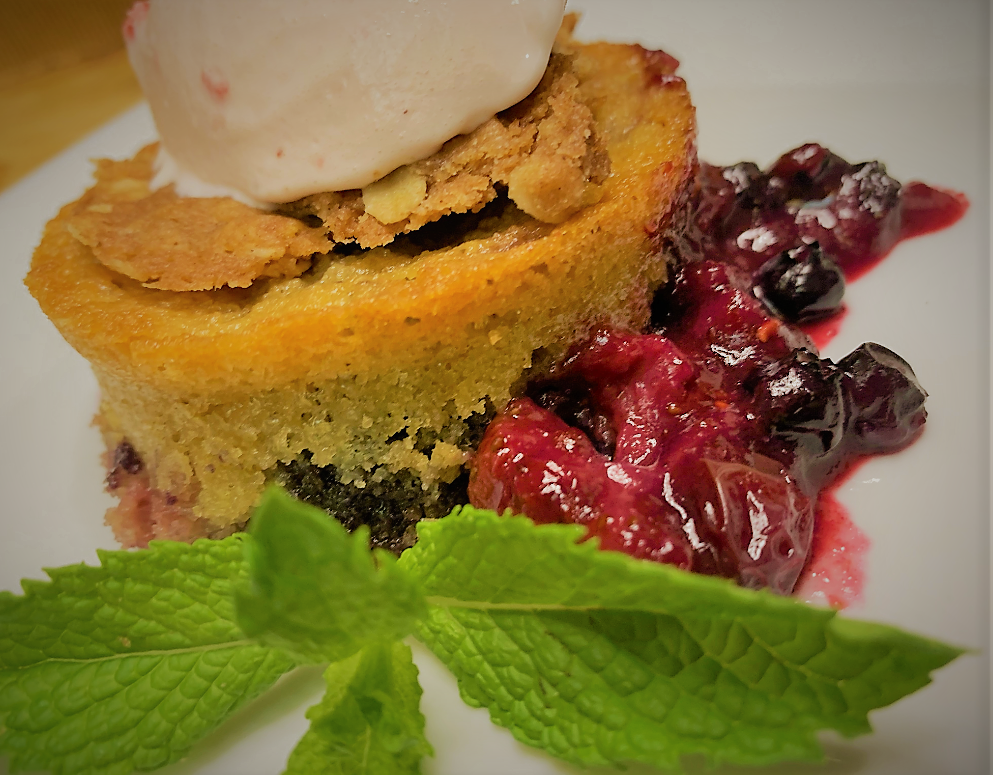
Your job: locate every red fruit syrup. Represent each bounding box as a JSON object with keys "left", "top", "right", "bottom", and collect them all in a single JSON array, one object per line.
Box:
[{"left": 469, "top": 142, "right": 967, "bottom": 606}]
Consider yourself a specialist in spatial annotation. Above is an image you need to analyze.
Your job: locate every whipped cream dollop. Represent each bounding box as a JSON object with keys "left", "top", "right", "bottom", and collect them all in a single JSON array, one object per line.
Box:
[{"left": 124, "top": 0, "right": 567, "bottom": 205}]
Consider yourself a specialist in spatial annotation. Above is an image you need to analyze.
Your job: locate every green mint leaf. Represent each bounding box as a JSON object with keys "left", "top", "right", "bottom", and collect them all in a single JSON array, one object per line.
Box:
[
  {"left": 284, "top": 642, "right": 432, "bottom": 775},
  {"left": 0, "top": 536, "right": 298, "bottom": 775},
  {"left": 400, "top": 507, "right": 964, "bottom": 771},
  {"left": 236, "top": 488, "right": 427, "bottom": 663}
]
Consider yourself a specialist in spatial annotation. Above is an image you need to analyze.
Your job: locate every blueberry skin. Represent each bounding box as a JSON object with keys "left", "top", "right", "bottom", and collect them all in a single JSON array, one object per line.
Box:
[
  {"left": 838, "top": 343, "right": 927, "bottom": 451},
  {"left": 753, "top": 242, "right": 846, "bottom": 323}
]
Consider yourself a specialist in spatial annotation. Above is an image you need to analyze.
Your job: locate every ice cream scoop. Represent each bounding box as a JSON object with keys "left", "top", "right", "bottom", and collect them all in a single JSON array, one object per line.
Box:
[{"left": 125, "top": 0, "right": 567, "bottom": 205}]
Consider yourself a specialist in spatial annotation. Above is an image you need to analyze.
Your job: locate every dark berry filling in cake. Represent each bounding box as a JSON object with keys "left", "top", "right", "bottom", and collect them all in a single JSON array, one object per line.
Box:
[
  {"left": 104, "top": 440, "right": 202, "bottom": 548},
  {"left": 277, "top": 455, "right": 470, "bottom": 554},
  {"left": 276, "top": 405, "right": 495, "bottom": 554}
]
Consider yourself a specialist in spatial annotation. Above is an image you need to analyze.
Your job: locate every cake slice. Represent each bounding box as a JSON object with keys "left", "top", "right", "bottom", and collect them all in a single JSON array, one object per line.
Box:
[{"left": 26, "top": 36, "right": 696, "bottom": 550}]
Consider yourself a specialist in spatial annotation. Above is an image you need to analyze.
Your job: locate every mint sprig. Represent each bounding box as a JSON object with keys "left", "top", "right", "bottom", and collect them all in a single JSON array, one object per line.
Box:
[
  {"left": 399, "top": 507, "right": 963, "bottom": 770},
  {"left": 1, "top": 491, "right": 966, "bottom": 775},
  {"left": 0, "top": 537, "right": 298, "bottom": 775},
  {"left": 284, "top": 642, "right": 432, "bottom": 775},
  {"left": 237, "top": 489, "right": 426, "bottom": 664}
]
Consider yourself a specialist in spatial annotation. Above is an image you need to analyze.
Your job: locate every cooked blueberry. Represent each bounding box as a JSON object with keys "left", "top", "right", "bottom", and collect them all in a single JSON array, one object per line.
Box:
[
  {"left": 113, "top": 440, "right": 143, "bottom": 474},
  {"left": 797, "top": 161, "right": 902, "bottom": 264},
  {"left": 750, "top": 349, "right": 844, "bottom": 489},
  {"left": 723, "top": 161, "right": 763, "bottom": 194},
  {"left": 766, "top": 143, "right": 850, "bottom": 203},
  {"left": 693, "top": 162, "right": 739, "bottom": 235},
  {"left": 756, "top": 349, "right": 842, "bottom": 426},
  {"left": 753, "top": 242, "right": 845, "bottom": 322},
  {"left": 838, "top": 343, "right": 927, "bottom": 451},
  {"left": 845, "top": 161, "right": 901, "bottom": 218},
  {"left": 531, "top": 382, "right": 617, "bottom": 457}
]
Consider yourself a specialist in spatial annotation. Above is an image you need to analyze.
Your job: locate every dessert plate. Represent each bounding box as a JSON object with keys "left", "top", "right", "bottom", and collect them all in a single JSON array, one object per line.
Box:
[{"left": 0, "top": 2, "right": 987, "bottom": 774}]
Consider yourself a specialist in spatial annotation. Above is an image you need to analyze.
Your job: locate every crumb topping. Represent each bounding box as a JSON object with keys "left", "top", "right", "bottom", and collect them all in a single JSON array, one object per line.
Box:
[
  {"left": 277, "top": 51, "right": 610, "bottom": 248},
  {"left": 60, "top": 28, "right": 607, "bottom": 292},
  {"left": 63, "top": 145, "right": 330, "bottom": 291}
]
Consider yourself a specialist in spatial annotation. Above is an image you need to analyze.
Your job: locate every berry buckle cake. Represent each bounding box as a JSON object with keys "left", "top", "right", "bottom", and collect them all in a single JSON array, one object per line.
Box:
[{"left": 26, "top": 6, "right": 697, "bottom": 551}]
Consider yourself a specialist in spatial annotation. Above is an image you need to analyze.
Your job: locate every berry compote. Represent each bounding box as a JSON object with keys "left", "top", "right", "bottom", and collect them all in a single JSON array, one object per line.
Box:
[
  {"left": 469, "top": 144, "right": 966, "bottom": 597},
  {"left": 689, "top": 143, "right": 966, "bottom": 289}
]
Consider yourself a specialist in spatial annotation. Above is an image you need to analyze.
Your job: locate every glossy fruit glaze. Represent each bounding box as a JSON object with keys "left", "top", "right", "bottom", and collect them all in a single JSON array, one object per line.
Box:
[
  {"left": 689, "top": 143, "right": 967, "bottom": 287},
  {"left": 469, "top": 144, "right": 967, "bottom": 597}
]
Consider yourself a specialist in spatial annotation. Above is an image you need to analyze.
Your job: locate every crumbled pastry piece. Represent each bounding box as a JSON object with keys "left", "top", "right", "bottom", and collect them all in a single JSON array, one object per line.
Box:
[
  {"left": 278, "top": 52, "right": 609, "bottom": 248},
  {"left": 64, "top": 145, "right": 330, "bottom": 291}
]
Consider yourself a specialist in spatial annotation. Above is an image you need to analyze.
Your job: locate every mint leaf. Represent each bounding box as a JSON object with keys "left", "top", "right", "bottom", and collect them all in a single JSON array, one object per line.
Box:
[
  {"left": 0, "top": 536, "right": 298, "bottom": 775},
  {"left": 236, "top": 488, "right": 426, "bottom": 663},
  {"left": 401, "top": 507, "right": 964, "bottom": 771},
  {"left": 235, "top": 490, "right": 432, "bottom": 772},
  {"left": 284, "top": 642, "right": 432, "bottom": 775}
]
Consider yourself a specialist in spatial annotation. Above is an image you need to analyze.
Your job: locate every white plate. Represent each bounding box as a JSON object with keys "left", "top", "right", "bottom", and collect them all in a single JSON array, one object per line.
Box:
[{"left": 0, "top": 2, "right": 988, "bottom": 774}]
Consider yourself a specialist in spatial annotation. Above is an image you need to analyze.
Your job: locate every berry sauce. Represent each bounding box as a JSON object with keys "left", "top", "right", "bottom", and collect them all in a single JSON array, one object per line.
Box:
[
  {"left": 469, "top": 144, "right": 967, "bottom": 601},
  {"left": 794, "top": 490, "right": 870, "bottom": 608}
]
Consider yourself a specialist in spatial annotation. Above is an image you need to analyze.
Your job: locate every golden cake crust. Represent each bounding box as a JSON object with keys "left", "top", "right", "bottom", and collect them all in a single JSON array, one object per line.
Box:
[{"left": 29, "top": 43, "right": 694, "bottom": 394}]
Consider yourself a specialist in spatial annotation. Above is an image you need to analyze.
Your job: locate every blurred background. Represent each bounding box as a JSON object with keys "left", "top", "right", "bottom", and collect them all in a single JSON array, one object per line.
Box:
[{"left": 0, "top": 0, "right": 141, "bottom": 192}]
